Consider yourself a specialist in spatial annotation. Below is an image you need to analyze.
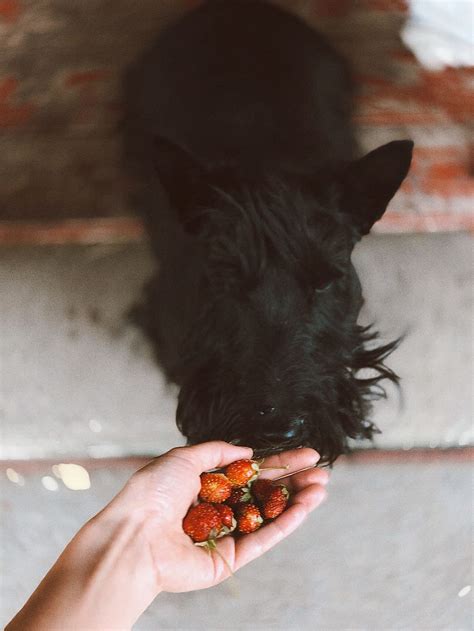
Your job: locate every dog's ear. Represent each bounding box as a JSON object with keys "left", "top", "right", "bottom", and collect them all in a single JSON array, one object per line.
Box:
[
  {"left": 340, "top": 140, "right": 414, "bottom": 236},
  {"left": 152, "top": 135, "right": 209, "bottom": 229}
]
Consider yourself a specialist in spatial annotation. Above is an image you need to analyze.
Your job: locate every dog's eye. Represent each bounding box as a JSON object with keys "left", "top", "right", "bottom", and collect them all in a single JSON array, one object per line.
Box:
[
  {"left": 314, "top": 279, "right": 333, "bottom": 293},
  {"left": 308, "top": 280, "right": 332, "bottom": 305},
  {"left": 313, "top": 263, "right": 344, "bottom": 294}
]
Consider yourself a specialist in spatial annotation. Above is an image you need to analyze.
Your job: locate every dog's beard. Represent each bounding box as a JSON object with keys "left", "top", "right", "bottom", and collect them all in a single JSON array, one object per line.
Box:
[{"left": 176, "top": 324, "right": 400, "bottom": 465}]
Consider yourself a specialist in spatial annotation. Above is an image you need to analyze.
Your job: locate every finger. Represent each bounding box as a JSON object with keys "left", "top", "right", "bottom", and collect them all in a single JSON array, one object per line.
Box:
[
  {"left": 233, "top": 485, "right": 326, "bottom": 570},
  {"left": 258, "top": 448, "right": 320, "bottom": 480},
  {"left": 291, "top": 482, "right": 328, "bottom": 512},
  {"left": 279, "top": 467, "right": 329, "bottom": 494},
  {"left": 172, "top": 441, "right": 254, "bottom": 474}
]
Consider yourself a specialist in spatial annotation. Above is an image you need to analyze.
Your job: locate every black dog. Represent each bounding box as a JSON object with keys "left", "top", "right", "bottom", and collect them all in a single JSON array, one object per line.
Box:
[{"left": 124, "top": 0, "right": 413, "bottom": 463}]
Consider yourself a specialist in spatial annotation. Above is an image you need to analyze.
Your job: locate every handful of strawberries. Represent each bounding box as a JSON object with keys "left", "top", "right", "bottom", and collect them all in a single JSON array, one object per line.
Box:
[{"left": 183, "top": 459, "right": 290, "bottom": 547}]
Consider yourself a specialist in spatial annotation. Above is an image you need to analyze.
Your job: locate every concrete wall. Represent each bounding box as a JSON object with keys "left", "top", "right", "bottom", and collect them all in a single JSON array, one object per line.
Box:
[{"left": 1, "top": 233, "right": 471, "bottom": 460}]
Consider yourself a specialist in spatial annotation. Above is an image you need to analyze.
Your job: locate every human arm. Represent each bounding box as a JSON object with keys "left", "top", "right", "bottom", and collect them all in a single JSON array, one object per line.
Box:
[{"left": 6, "top": 442, "right": 328, "bottom": 630}]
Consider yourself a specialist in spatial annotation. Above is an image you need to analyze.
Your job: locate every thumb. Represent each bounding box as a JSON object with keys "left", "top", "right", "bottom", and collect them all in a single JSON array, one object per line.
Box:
[{"left": 171, "top": 441, "right": 254, "bottom": 474}]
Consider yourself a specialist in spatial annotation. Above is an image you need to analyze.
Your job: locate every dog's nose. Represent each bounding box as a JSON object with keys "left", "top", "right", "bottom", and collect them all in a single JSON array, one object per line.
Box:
[
  {"left": 263, "top": 416, "right": 305, "bottom": 441},
  {"left": 258, "top": 406, "right": 276, "bottom": 417}
]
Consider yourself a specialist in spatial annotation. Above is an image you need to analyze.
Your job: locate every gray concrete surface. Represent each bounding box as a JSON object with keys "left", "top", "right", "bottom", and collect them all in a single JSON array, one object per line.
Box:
[
  {"left": 1, "top": 233, "right": 472, "bottom": 459},
  {"left": 352, "top": 233, "right": 473, "bottom": 451},
  {"left": 1, "top": 457, "right": 472, "bottom": 630},
  {"left": 0, "top": 243, "right": 182, "bottom": 459}
]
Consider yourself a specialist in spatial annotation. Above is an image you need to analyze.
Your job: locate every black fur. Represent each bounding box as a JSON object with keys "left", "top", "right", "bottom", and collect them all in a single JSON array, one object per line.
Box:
[{"left": 124, "top": 0, "right": 413, "bottom": 463}]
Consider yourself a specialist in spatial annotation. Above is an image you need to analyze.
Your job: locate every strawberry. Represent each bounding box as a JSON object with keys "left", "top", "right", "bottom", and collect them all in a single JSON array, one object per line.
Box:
[
  {"left": 226, "top": 486, "right": 252, "bottom": 507},
  {"left": 261, "top": 485, "right": 289, "bottom": 519},
  {"left": 251, "top": 478, "right": 274, "bottom": 502},
  {"left": 214, "top": 504, "right": 236, "bottom": 533},
  {"left": 236, "top": 503, "right": 263, "bottom": 534},
  {"left": 225, "top": 459, "right": 289, "bottom": 488},
  {"left": 225, "top": 459, "right": 260, "bottom": 487},
  {"left": 183, "top": 503, "right": 223, "bottom": 543},
  {"left": 199, "top": 473, "right": 232, "bottom": 503}
]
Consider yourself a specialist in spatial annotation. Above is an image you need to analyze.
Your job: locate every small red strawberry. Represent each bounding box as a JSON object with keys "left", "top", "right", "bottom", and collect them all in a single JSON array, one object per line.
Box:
[
  {"left": 251, "top": 478, "right": 274, "bottom": 502},
  {"left": 225, "top": 459, "right": 289, "bottom": 488},
  {"left": 214, "top": 504, "right": 236, "bottom": 533},
  {"left": 226, "top": 486, "right": 252, "bottom": 507},
  {"left": 225, "top": 459, "right": 260, "bottom": 487},
  {"left": 261, "top": 485, "right": 289, "bottom": 519},
  {"left": 183, "top": 503, "right": 223, "bottom": 543},
  {"left": 236, "top": 503, "right": 263, "bottom": 534},
  {"left": 199, "top": 473, "right": 232, "bottom": 503}
]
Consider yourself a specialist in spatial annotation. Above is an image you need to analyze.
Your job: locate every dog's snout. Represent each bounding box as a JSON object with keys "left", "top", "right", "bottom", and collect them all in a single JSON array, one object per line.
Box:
[
  {"left": 262, "top": 416, "right": 306, "bottom": 442},
  {"left": 258, "top": 406, "right": 276, "bottom": 417},
  {"left": 228, "top": 416, "right": 307, "bottom": 455}
]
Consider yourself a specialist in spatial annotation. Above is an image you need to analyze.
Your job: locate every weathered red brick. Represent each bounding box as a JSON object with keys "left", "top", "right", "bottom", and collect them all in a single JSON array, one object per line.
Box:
[
  {"left": 0, "top": 76, "right": 35, "bottom": 127},
  {"left": 65, "top": 70, "right": 109, "bottom": 87},
  {"left": 355, "top": 106, "right": 442, "bottom": 126},
  {"left": 0, "top": 76, "right": 17, "bottom": 100},
  {"left": 307, "top": 0, "right": 352, "bottom": 18},
  {"left": 427, "top": 163, "right": 467, "bottom": 182},
  {"left": 0, "top": 0, "right": 21, "bottom": 23},
  {"left": 414, "top": 147, "right": 466, "bottom": 161},
  {"left": 405, "top": 146, "right": 474, "bottom": 198},
  {"left": 0, "top": 103, "right": 34, "bottom": 126},
  {"left": 0, "top": 218, "right": 144, "bottom": 246},
  {"left": 391, "top": 49, "right": 417, "bottom": 63},
  {"left": 1, "top": 211, "right": 471, "bottom": 246},
  {"left": 376, "top": 212, "right": 474, "bottom": 234},
  {"left": 64, "top": 71, "right": 112, "bottom": 126},
  {"left": 355, "top": 64, "right": 474, "bottom": 125},
  {"left": 420, "top": 67, "right": 474, "bottom": 123},
  {"left": 359, "top": 0, "right": 408, "bottom": 12},
  {"left": 421, "top": 175, "right": 474, "bottom": 198}
]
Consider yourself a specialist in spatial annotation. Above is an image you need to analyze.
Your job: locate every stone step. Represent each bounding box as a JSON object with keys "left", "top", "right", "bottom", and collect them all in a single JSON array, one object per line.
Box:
[
  {"left": 1, "top": 454, "right": 471, "bottom": 629},
  {"left": 1, "top": 233, "right": 471, "bottom": 459}
]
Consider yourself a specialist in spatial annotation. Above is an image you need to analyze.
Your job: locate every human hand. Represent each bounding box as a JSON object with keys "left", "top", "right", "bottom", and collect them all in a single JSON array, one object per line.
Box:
[
  {"left": 107, "top": 441, "right": 329, "bottom": 593},
  {"left": 6, "top": 442, "right": 328, "bottom": 630}
]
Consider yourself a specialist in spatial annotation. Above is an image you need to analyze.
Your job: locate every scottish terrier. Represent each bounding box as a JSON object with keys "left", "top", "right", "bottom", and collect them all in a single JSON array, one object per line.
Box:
[{"left": 124, "top": 0, "right": 413, "bottom": 463}]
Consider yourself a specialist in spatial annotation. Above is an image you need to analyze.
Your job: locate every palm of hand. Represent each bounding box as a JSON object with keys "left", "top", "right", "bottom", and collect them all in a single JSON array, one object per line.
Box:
[{"left": 119, "top": 443, "right": 328, "bottom": 593}]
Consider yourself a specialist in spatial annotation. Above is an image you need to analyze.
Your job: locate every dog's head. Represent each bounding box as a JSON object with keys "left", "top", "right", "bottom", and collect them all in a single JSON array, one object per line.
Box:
[{"left": 154, "top": 138, "right": 413, "bottom": 462}]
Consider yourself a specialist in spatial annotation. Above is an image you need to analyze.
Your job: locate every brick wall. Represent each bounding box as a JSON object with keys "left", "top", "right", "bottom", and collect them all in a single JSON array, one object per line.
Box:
[{"left": 0, "top": 0, "right": 472, "bottom": 229}]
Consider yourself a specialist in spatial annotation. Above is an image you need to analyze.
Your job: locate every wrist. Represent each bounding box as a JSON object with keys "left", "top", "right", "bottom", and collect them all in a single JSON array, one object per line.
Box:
[
  {"left": 71, "top": 508, "right": 163, "bottom": 604},
  {"left": 7, "top": 509, "right": 162, "bottom": 631}
]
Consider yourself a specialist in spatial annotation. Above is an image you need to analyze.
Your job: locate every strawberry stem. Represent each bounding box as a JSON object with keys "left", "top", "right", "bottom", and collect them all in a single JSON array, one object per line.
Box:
[
  {"left": 259, "top": 464, "right": 290, "bottom": 472},
  {"left": 207, "top": 540, "right": 234, "bottom": 577},
  {"left": 255, "top": 458, "right": 290, "bottom": 472}
]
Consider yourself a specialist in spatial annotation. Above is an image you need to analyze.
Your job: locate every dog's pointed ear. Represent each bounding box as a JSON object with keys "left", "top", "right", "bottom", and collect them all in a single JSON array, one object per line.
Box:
[
  {"left": 340, "top": 140, "right": 414, "bottom": 236},
  {"left": 152, "top": 135, "right": 208, "bottom": 223}
]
